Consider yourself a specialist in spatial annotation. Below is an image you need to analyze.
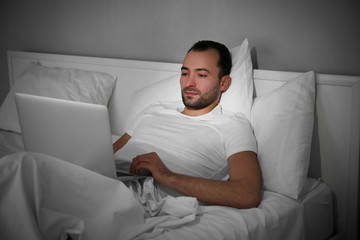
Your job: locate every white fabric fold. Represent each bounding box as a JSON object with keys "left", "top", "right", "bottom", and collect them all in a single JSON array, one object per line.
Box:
[
  {"left": 123, "top": 177, "right": 200, "bottom": 239},
  {"left": 38, "top": 208, "right": 84, "bottom": 240},
  {"left": 0, "top": 152, "right": 144, "bottom": 240}
]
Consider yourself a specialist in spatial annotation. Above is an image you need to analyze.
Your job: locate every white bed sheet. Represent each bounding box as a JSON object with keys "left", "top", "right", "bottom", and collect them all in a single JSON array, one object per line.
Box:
[
  {"left": 0, "top": 130, "right": 333, "bottom": 240},
  {"left": 300, "top": 178, "right": 334, "bottom": 240}
]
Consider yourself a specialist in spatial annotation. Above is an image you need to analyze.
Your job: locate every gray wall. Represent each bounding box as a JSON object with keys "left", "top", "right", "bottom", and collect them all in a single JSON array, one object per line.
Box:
[{"left": 1, "top": 0, "right": 359, "bottom": 104}]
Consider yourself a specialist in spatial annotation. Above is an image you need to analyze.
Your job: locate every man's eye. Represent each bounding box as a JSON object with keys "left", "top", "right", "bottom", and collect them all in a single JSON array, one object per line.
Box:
[
  {"left": 181, "top": 72, "right": 188, "bottom": 76},
  {"left": 199, "top": 74, "right": 207, "bottom": 78}
]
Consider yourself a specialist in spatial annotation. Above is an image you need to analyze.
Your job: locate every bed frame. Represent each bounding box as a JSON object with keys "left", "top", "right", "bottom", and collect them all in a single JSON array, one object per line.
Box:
[{"left": 6, "top": 50, "right": 360, "bottom": 240}]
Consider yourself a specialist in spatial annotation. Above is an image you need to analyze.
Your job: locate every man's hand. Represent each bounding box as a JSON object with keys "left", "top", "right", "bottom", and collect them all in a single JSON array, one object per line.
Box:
[{"left": 130, "top": 152, "right": 173, "bottom": 184}]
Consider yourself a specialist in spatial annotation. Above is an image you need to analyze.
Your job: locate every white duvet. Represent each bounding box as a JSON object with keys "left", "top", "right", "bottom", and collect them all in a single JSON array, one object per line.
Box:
[{"left": 0, "top": 152, "right": 305, "bottom": 240}]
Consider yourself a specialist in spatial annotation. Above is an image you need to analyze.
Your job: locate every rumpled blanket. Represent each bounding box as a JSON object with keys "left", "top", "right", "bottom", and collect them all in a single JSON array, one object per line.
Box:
[
  {"left": 124, "top": 178, "right": 200, "bottom": 239},
  {"left": 0, "top": 152, "right": 200, "bottom": 240},
  {"left": 0, "top": 151, "right": 308, "bottom": 240}
]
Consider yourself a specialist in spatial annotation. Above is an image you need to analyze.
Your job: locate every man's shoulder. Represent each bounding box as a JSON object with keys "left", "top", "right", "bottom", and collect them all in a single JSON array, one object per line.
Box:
[
  {"left": 217, "top": 105, "right": 250, "bottom": 122},
  {"left": 212, "top": 107, "right": 253, "bottom": 133}
]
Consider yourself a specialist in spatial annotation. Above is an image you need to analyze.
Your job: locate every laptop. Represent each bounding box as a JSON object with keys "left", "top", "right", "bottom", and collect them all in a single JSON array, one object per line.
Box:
[{"left": 15, "top": 93, "right": 117, "bottom": 178}]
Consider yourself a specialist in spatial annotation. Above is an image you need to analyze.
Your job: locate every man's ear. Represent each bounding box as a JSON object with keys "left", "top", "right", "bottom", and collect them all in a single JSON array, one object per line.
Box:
[{"left": 220, "top": 75, "right": 231, "bottom": 92}]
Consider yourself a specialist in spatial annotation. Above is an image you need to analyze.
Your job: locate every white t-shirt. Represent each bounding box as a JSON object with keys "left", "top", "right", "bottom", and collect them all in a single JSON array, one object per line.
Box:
[{"left": 116, "top": 102, "right": 257, "bottom": 180}]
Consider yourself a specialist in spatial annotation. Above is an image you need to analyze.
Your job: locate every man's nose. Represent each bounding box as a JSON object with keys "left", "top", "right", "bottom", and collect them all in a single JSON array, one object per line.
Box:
[{"left": 186, "top": 74, "right": 196, "bottom": 87}]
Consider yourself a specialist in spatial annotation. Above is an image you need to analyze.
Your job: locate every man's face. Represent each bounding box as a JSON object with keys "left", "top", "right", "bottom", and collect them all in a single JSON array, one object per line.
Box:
[{"left": 180, "top": 49, "right": 222, "bottom": 110}]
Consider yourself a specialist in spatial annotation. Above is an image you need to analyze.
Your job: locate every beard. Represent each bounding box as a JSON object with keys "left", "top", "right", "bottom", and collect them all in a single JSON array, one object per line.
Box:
[{"left": 181, "top": 84, "right": 220, "bottom": 110}]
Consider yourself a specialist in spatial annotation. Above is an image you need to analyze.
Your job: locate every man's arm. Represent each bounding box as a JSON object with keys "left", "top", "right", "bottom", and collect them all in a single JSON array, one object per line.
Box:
[
  {"left": 130, "top": 151, "right": 262, "bottom": 209},
  {"left": 113, "top": 133, "right": 131, "bottom": 153}
]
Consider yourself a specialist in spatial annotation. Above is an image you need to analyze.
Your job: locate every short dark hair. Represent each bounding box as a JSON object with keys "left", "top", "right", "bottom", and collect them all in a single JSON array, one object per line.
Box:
[{"left": 187, "top": 40, "right": 232, "bottom": 79}]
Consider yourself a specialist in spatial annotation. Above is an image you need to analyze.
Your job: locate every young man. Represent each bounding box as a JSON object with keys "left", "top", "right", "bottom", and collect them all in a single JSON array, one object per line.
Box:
[{"left": 113, "top": 41, "right": 262, "bottom": 209}]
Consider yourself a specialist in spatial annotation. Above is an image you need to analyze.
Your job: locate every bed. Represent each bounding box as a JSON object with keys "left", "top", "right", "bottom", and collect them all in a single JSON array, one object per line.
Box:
[{"left": 0, "top": 39, "right": 358, "bottom": 240}]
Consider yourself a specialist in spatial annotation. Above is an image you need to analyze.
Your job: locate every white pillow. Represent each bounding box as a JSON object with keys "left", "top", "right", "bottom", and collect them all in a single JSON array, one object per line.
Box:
[
  {"left": 124, "top": 38, "right": 254, "bottom": 130},
  {"left": 0, "top": 62, "right": 117, "bottom": 133},
  {"left": 225, "top": 38, "right": 254, "bottom": 119},
  {"left": 251, "top": 71, "right": 315, "bottom": 199},
  {"left": 124, "top": 73, "right": 182, "bottom": 130}
]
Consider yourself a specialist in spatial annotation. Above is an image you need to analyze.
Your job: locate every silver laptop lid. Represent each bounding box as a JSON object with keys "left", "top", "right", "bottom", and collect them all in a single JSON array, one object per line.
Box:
[{"left": 15, "top": 93, "right": 116, "bottom": 178}]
